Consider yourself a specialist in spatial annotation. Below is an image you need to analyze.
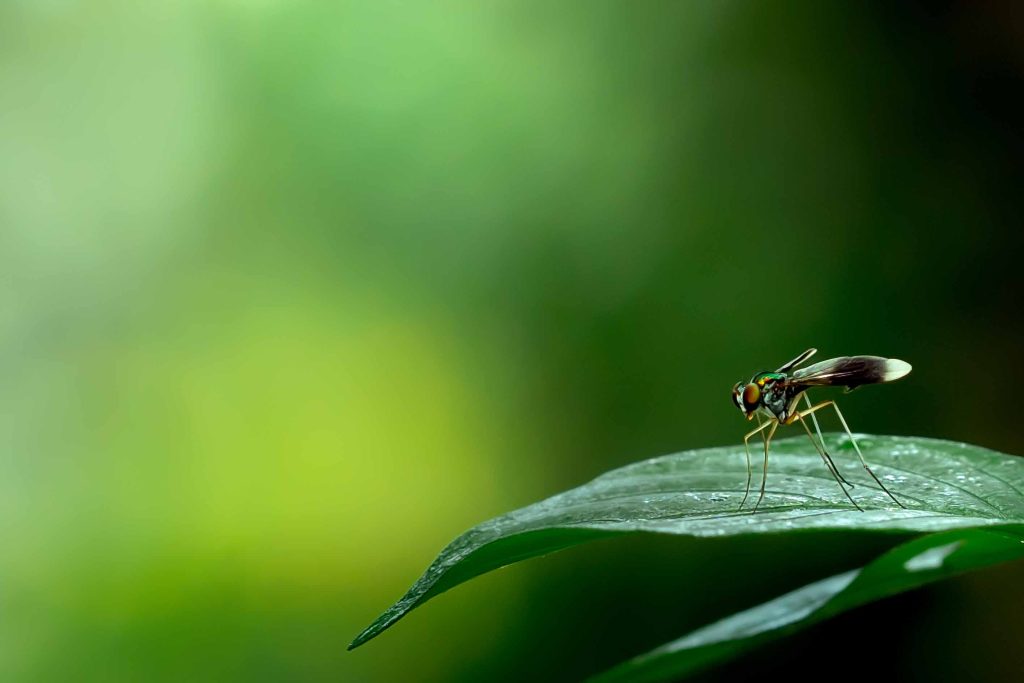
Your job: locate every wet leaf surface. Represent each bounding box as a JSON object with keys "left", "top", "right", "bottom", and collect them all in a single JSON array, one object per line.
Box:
[{"left": 349, "top": 435, "right": 1024, "bottom": 650}]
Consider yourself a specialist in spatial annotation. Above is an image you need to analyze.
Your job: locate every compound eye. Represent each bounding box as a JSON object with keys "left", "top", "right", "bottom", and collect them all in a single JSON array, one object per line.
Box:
[{"left": 742, "top": 383, "right": 760, "bottom": 409}]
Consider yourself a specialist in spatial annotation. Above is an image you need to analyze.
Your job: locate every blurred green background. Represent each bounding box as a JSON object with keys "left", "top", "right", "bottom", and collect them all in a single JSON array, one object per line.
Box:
[{"left": 2, "top": 1, "right": 1023, "bottom": 681}]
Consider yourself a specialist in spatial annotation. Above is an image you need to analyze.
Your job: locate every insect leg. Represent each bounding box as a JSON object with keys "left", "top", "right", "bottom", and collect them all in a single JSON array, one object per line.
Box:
[
  {"left": 802, "top": 394, "right": 854, "bottom": 488},
  {"left": 752, "top": 421, "right": 778, "bottom": 513},
  {"left": 795, "top": 412, "right": 862, "bottom": 511},
  {"left": 827, "top": 401, "right": 907, "bottom": 509},
  {"left": 746, "top": 413, "right": 764, "bottom": 510},
  {"left": 740, "top": 417, "right": 774, "bottom": 510}
]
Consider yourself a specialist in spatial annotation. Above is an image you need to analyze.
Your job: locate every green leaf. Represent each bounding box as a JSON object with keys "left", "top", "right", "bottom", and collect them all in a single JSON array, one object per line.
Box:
[
  {"left": 589, "top": 526, "right": 1024, "bottom": 682},
  {"left": 349, "top": 435, "right": 1024, "bottom": 650}
]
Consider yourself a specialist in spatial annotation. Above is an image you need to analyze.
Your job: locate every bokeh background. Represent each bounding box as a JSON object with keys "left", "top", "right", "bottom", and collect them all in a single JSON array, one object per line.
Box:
[{"left": 2, "top": 1, "right": 1023, "bottom": 681}]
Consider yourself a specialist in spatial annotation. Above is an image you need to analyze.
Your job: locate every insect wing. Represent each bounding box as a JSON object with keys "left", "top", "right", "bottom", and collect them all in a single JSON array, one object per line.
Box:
[
  {"left": 786, "top": 355, "right": 911, "bottom": 391},
  {"left": 775, "top": 347, "right": 817, "bottom": 373}
]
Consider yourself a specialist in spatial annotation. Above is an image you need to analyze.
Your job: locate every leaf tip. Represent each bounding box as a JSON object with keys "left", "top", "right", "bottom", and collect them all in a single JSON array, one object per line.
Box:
[
  {"left": 347, "top": 630, "right": 371, "bottom": 651},
  {"left": 347, "top": 612, "right": 396, "bottom": 651}
]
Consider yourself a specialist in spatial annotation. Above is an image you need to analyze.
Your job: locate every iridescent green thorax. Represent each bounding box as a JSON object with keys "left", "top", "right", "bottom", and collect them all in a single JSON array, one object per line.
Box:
[{"left": 754, "top": 371, "right": 785, "bottom": 386}]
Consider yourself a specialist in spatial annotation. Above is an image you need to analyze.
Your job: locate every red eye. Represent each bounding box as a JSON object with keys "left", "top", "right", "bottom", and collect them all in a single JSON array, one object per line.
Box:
[{"left": 743, "top": 383, "right": 760, "bottom": 407}]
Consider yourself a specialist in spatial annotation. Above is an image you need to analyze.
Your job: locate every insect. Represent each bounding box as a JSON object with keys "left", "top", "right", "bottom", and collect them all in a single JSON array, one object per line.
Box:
[{"left": 731, "top": 348, "right": 911, "bottom": 512}]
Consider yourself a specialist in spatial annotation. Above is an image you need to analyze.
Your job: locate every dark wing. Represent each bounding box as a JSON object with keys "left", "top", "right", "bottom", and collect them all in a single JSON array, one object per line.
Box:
[
  {"left": 785, "top": 355, "right": 912, "bottom": 392},
  {"left": 775, "top": 348, "right": 817, "bottom": 373}
]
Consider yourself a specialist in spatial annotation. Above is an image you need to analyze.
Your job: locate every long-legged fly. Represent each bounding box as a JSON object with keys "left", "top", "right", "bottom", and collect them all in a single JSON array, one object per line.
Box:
[{"left": 731, "top": 348, "right": 911, "bottom": 512}]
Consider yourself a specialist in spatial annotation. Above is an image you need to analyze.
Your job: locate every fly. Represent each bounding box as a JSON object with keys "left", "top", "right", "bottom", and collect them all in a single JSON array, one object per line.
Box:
[{"left": 731, "top": 348, "right": 911, "bottom": 512}]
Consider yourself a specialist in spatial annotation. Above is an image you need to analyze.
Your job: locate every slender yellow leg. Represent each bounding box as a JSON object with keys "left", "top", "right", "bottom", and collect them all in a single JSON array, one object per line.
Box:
[
  {"left": 740, "top": 417, "right": 774, "bottom": 510},
  {"left": 802, "top": 394, "right": 854, "bottom": 488},
  {"left": 796, "top": 412, "right": 862, "bottom": 511},
  {"left": 749, "top": 413, "right": 769, "bottom": 507},
  {"left": 792, "top": 400, "right": 906, "bottom": 509},
  {"left": 749, "top": 413, "right": 762, "bottom": 509},
  {"left": 751, "top": 421, "right": 778, "bottom": 513},
  {"left": 828, "top": 401, "right": 906, "bottom": 509}
]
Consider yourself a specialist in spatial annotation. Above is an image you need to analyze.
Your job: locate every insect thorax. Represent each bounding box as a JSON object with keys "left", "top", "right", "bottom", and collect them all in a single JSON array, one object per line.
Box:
[{"left": 756, "top": 373, "right": 803, "bottom": 422}]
